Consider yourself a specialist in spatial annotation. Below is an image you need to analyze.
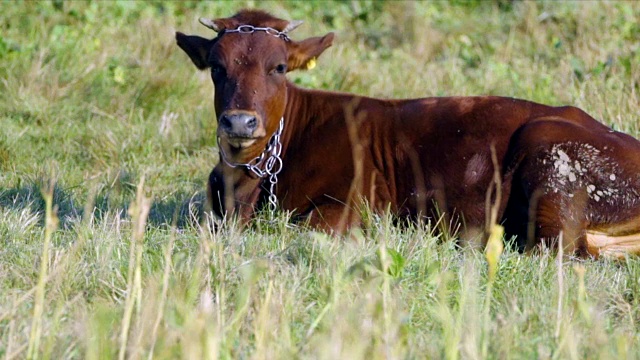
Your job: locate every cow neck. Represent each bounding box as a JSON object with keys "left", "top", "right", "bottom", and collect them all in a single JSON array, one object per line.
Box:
[
  {"left": 279, "top": 82, "right": 316, "bottom": 156},
  {"left": 281, "top": 82, "right": 351, "bottom": 148},
  {"left": 279, "top": 83, "right": 300, "bottom": 158}
]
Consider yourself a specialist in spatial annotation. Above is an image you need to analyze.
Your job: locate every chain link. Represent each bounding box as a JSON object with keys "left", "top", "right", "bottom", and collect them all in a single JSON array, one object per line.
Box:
[
  {"left": 218, "top": 117, "right": 284, "bottom": 212},
  {"left": 224, "top": 25, "right": 291, "bottom": 42}
]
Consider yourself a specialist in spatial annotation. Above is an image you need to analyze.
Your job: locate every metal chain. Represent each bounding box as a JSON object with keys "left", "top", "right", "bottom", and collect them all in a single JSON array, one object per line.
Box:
[
  {"left": 224, "top": 25, "right": 291, "bottom": 42},
  {"left": 218, "top": 117, "right": 284, "bottom": 212}
]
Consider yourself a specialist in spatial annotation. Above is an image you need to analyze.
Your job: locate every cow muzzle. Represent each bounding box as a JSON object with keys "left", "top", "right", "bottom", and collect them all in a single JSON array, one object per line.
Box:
[{"left": 217, "top": 110, "right": 265, "bottom": 148}]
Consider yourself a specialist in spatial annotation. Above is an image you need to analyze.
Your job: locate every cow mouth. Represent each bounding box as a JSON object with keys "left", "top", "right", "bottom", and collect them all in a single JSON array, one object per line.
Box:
[{"left": 225, "top": 136, "right": 258, "bottom": 149}]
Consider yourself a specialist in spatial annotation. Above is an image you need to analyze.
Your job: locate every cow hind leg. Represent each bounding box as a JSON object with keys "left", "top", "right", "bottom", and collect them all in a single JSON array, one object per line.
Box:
[
  {"left": 528, "top": 192, "right": 591, "bottom": 256},
  {"left": 584, "top": 213, "right": 640, "bottom": 258},
  {"left": 501, "top": 169, "right": 580, "bottom": 253},
  {"left": 586, "top": 231, "right": 640, "bottom": 259},
  {"left": 502, "top": 169, "right": 531, "bottom": 252}
]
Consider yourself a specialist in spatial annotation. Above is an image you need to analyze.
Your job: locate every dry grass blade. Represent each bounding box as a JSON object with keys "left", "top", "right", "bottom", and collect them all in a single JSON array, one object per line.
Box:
[
  {"left": 339, "top": 98, "right": 367, "bottom": 231},
  {"left": 555, "top": 231, "right": 564, "bottom": 340},
  {"left": 118, "top": 177, "right": 152, "bottom": 360},
  {"left": 481, "top": 145, "right": 505, "bottom": 359},
  {"left": 147, "top": 227, "right": 176, "bottom": 360},
  {"left": 26, "top": 177, "right": 59, "bottom": 360}
]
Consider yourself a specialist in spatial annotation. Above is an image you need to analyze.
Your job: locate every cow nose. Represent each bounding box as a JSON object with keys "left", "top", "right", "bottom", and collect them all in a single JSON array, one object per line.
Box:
[{"left": 219, "top": 113, "right": 258, "bottom": 136}]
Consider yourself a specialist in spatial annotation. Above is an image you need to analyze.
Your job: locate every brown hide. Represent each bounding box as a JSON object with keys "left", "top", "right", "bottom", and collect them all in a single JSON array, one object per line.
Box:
[{"left": 177, "top": 10, "right": 640, "bottom": 258}]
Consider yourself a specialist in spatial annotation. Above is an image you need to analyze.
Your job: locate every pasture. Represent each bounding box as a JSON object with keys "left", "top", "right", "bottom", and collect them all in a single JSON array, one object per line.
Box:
[{"left": 1, "top": 1, "right": 640, "bottom": 358}]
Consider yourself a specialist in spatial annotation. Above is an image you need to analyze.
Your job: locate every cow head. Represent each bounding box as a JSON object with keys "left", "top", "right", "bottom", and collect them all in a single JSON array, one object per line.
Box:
[{"left": 176, "top": 10, "right": 334, "bottom": 161}]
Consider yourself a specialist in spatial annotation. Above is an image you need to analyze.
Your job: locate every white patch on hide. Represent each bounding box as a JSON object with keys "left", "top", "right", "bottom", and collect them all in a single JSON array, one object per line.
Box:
[
  {"left": 463, "top": 153, "right": 488, "bottom": 186},
  {"left": 545, "top": 143, "right": 625, "bottom": 204}
]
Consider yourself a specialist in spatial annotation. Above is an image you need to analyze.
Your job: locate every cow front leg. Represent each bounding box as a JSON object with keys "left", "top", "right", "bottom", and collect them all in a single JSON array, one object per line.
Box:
[
  {"left": 207, "top": 164, "right": 228, "bottom": 219},
  {"left": 207, "top": 163, "right": 263, "bottom": 225},
  {"left": 301, "top": 203, "right": 361, "bottom": 234}
]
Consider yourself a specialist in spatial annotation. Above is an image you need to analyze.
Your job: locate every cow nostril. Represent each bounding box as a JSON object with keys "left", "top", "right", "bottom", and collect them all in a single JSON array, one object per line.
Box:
[
  {"left": 246, "top": 116, "right": 257, "bottom": 130},
  {"left": 219, "top": 115, "right": 232, "bottom": 130}
]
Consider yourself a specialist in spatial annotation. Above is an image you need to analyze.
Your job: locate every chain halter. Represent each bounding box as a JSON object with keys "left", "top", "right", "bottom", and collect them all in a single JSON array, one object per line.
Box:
[
  {"left": 218, "top": 117, "right": 284, "bottom": 212},
  {"left": 223, "top": 24, "right": 292, "bottom": 42}
]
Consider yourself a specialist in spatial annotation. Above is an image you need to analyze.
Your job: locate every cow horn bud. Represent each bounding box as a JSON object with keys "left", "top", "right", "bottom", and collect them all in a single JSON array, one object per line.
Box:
[
  {"left": 283, "top": 20, "right": 303, "bottom": 33},
  {"left": 199, "top": 17, "right": 222, "bottom": 32}
]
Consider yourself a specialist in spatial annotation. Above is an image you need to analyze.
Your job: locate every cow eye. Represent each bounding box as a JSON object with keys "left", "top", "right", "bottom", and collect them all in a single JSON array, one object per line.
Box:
[{"left": 275, "top": 64, "right": 287, "bottom": 74}]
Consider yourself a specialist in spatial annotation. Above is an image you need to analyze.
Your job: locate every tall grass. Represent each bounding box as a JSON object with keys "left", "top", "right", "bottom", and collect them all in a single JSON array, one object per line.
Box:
[{"left": 1, "top": 1, "right": 640, "bottom": 358}]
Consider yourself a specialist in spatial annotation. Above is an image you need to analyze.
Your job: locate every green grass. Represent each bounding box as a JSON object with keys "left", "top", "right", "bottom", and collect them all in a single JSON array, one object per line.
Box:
[{"left": 1, "top": 1, "right": 640, "bottom": 358}]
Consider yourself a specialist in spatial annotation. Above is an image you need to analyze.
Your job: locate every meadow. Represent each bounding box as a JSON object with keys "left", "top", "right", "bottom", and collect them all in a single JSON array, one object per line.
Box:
[{"left": 1, "top": 1, "right": 640, "bottom": 358}]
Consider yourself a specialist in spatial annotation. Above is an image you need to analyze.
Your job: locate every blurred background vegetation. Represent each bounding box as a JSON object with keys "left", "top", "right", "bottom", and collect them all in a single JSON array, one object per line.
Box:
[{"left": 1, "top": 1, "right": 638, "bottom": 207}]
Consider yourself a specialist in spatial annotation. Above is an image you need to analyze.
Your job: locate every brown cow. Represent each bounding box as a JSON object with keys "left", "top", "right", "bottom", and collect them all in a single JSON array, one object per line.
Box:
[{"left": 176, "top": 9, "right": 640, "bottom": 257}]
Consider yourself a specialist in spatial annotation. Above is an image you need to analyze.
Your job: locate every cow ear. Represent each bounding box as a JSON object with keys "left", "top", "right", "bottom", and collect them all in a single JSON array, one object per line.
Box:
[
  {"left": 175, "top": 32, "right": 215, "bottom": 70},
  {"left": 287, "top": 32, "right": 334, "bottom": 71}
]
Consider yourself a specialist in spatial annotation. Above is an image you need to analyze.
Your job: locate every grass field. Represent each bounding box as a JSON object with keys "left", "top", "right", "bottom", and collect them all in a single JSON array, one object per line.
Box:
[{"left": 1, "top": 1, "right": 640, "bottom": 358}]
